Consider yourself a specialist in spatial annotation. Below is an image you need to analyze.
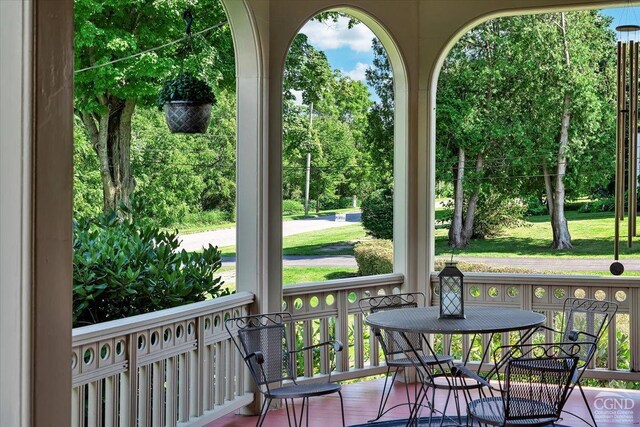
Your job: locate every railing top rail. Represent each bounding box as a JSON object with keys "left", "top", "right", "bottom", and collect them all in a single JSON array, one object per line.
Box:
[
  {"left": 72, "top": 291, "right": 253, "bottom": 346},
  {"left": 429, "top": 272, "right": 640, "bottom": 287},
  {"left": 283, "top": 273, "right": 405, "bottom": 296}
]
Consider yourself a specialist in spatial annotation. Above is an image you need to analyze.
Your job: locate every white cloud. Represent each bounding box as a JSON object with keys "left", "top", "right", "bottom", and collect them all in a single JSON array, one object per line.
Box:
[
  {"left": 341, "top": 62, "right": 369, "bottom": 82},
  {"left": 291, "top": 89, "right": 304, "bottom": 106},
  {"left": 300, "top": 17, "right": 375, "bottom": 53}
]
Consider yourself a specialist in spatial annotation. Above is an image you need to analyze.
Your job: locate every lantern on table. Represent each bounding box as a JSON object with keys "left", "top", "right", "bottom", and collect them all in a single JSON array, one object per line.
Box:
[{"left": 438, "top": 261, "right": 465, "bottom": 319}]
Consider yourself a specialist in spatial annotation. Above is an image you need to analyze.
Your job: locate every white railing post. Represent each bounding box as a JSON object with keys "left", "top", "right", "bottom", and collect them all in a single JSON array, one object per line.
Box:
[{"left": 631, "top": 287, "right": 640, "bottom": 372}]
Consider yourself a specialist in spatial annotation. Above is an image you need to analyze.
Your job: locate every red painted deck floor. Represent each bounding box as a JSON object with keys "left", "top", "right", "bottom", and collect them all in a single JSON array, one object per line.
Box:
[{"left": 214, "top": 378, "right": 640, "bottom": 427}]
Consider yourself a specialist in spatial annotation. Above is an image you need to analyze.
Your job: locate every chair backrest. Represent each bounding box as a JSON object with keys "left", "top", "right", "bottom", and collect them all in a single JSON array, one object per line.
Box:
[
  {"left": 225, "top": 312, "right": 294, "bottom": 386},
  {"left": 494, "top": 343, "right": 580, "bottom": 423},
  {"left": 560, "top": 298, "right": 618, "bottom": 369},
  {"left": 358, "top": 293, "right": 425, "bottom": 358}
]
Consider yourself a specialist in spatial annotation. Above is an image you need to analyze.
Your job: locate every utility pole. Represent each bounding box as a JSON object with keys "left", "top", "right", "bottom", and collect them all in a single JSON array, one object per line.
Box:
[{"left": 304, "top": 101, "right": 313, "bottom": 216}]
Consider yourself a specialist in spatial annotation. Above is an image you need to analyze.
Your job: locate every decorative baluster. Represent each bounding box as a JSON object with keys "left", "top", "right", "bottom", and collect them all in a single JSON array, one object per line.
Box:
[
  {"left": 87, "top": 381, "right": 100, "bottom": 427},
  {"left": 165, "top": 356, "right": 177, "bottom": 427},
  {"left": 303, "top": 319, "right": 313, "bottom": 377},
  {"left": 151, "top": 361, "right": 164, "bottom": 427},
  {"left": 319, "top": 317, "right": 330, "bottom": 374},
  {"left": 104, "top": 376, "right": 116, "bottom": 427},
  {"left": 139, "top": 365, "right": 150, "bottom": 427}
]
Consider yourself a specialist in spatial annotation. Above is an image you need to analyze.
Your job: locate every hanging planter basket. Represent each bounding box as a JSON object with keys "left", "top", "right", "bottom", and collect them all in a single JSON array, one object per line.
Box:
[
  {"left": 163, "top": 101, "right": 212, "bottom": 134},
  {"left": 158, "top": 73, "right": 216, "bottom": 134}
]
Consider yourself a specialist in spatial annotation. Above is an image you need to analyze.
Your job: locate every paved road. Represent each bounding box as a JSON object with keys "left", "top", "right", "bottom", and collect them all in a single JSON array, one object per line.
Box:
[
  {"left": 178, "top": 212, "right": 361, "bottom": 252},
  {"left": 220, "top": 254, "right": 640, "bottom": 272},
  {"left": 179, "top": 212, "right": 639, "bottom": 273}
]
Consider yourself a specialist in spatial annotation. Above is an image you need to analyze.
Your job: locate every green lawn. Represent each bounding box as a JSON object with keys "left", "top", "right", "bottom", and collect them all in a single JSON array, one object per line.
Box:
[
  {"left": 220, "top": 223, "right": 367, "bottom": 257},
  {"left": 435, "top": 211, "right": 640, "bottom": 258},
  {"left": 215, "top": 266, "right": 359, "bottom": 289},
  {"left": 283, "top": 267, "right": 359, "bottom": 285}
]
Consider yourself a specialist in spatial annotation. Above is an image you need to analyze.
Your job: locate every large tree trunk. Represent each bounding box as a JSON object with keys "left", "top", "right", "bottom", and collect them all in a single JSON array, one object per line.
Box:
[
  {"left": 449, "top": 150, "right": 485, "bottom": 248},
  {"left": 448, "top": 148, "right": 466, "bottom": 248},
  {"left": 550, "top": 92, "right": 573, "bottom": 249},
  {"left": 462, "top": 154, "right": 484, "bottom": 240},
  {"left": 80, "top": 98, "right": 136, "bottom": 213},
  {"left": 549, "top": 13, "right": 573, "bottom": 250}
]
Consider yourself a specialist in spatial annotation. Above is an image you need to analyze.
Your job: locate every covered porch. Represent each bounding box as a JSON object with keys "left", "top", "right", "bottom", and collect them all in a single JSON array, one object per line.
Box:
[
  {"left": 2, "top": 0, "right": 639, "bottom": 426},
  {"left": 71, "top": 274, "right": 640, "bottom": 426}
]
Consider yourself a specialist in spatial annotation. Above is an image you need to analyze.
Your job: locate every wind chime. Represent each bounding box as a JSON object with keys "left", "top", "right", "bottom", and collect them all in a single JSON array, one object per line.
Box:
[{"left": 612, "top": 24, "right": 639, "bottom": 276}]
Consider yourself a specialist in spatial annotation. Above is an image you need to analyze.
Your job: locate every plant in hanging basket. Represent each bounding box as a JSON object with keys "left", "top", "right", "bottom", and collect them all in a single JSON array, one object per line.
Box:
[{"left": 158, "top": 73, "right": 216, "bottom": 134}]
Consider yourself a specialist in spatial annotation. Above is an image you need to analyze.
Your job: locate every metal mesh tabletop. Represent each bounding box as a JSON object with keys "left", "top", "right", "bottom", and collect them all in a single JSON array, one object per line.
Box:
[{"left": 365, "top": 306, "right": 545, "bottom": 334}]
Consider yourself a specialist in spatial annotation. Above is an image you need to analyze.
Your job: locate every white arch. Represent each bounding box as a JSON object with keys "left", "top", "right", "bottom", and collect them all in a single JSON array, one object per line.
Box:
[
  {"left": 280, "top": 5, "right": 412, "bottom": 282},
  {"left": 221, "top": 0, "right": 277, "bottom": 312}
]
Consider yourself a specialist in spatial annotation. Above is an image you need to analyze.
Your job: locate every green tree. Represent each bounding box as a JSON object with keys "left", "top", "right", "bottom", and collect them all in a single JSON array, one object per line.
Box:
[
  {"left": 284, "top": 33, "right": 334, "bottom": 215},
  {"left": 364, "top": 38, "right": 394, "bottom": 188},
  {"left": 436, "top": 11, "right": 615, "bottom": 249},
  {"left": 74, "top": 0, "right": 233, "bottom": 212},
  {"left": 511, "top": 11, "right": 615, "bottom": 249}
]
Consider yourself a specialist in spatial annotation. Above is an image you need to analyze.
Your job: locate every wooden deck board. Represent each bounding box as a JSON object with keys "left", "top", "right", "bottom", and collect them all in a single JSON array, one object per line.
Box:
[{"left": 213, "top": 378, "right": 640, "bottom": 426}]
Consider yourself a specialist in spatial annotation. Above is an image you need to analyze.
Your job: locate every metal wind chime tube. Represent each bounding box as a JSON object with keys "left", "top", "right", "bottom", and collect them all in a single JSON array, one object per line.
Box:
[
  {"left": 613, "top": 25, "right": 640, "bottom": 275},
  {"left": 630, "top": 40, "right": 638, "bottom": 239}
]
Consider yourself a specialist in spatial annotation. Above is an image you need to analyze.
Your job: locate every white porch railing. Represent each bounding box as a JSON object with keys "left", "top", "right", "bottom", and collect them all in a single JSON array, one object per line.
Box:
[
  {"left": 71, "top": 272, "right": 639, "bottom": 427},
  {"left": 71, "top": 292, "right": 254, "bottom": 427},
  {"left": 429, "top": 273, "right": 640, "bottom": 381}
]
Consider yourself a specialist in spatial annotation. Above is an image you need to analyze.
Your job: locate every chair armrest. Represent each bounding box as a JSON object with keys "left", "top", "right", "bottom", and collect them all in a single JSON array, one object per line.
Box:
[
  {"left": 451, "top": 365, "right": 496, "bottom": 390},
  {"left": 291, "top": 340, "right": 344, "bottom": 353},
  {"left": 244, "top": 351, "right": 264, "bottom": 364}
]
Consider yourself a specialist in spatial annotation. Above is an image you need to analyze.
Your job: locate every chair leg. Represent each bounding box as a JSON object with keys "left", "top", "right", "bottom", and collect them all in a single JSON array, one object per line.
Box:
[
  {"left": 256, "top": 397, "right": 271, "bottom": 427},
  {"left": 338, "top": 391, "right": 346, "bottom": 427},
  {"left": 578, "top": 382, "right": 598, "bottom": 427},
  {"left": 285, "top": 399, "right": 293, "bottom": 427},
  {"left": 369, "top": 366, "right": 398, "bottom": 422}
]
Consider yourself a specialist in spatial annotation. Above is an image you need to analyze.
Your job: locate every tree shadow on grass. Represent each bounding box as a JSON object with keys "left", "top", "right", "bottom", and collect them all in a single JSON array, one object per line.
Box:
[
  {"left": 283, "top": 241, "right": 356, "bottom": 256},
  {"left": 325, "top": 271, "right": 359, "bottom": 280},
  {"left": 435, "top": 236, "right": 640, "bottom": 257}
]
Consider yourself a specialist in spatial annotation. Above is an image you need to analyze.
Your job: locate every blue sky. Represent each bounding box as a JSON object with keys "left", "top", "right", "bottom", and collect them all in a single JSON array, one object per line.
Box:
[{"left": 298, "top": 8, "right": 639, "bottom": 103}]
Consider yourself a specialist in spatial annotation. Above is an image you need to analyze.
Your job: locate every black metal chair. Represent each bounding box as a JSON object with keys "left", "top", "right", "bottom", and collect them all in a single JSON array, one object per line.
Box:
[
  {"left": 524, "top": 298, "right": 618, "bottom": 426},
  {"left": 465, "top": 342, "right": 583, "bottom": 427},
  {"left": 359, "top": 293, "right": 454, "bottom": 422},
  {"left": 225, "top": 312, "right": 345, "bottom": 427}
]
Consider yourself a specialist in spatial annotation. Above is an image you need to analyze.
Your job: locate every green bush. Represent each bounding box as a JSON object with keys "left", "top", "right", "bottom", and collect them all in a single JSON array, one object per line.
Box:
[
  {"left": 354, "top": 239, "right": 393, "bottom": 276},
  {"left": 472, "top": 195, "right": 527, "bottom": 239},
  {"left": 282, "top": 199, "right": 305, "bottom": 215},
  {"left": 73, "top": 211, "right": 229, "bottom": 326},
  {"left": 361, "top": 189, "right": 393, "bottom": 240},
  {"left": 578, "top": 197, "right": 615, "bottom": 213},
  {"left": 524, "top": 196, "right": 547, "bottom": 216},
  {"left": 433, "top": 259, "right": 532, "bottom": 273}
]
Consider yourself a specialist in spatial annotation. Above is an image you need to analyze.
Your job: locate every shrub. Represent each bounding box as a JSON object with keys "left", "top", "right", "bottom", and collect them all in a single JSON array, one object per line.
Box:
[
  {"left": 473, "top": 195, "right": 527, "bottom": 239},
  {"left": 320, "top": 196, "right": 355, "bottom": 210},
  {"left": 354, "top": 239, "right": 393, "bottom": 276},
  {"left": 361, "top": 189, "right": 393, "bottom": 240},
  {"left": 433, "top": 259, "right": 532, "bottom": 274},
  {"left": 157, "top": 73, "right": 216, "bottom": 106},
  {"left": 524, "top": 196, "right": 547, "bottom": 216},
  {"left": 578, "top": 196, "right": 615, "bottom": 213},
  {"left": 282, "top": 199, "right": 305, "bottom": 215},
  {"left": 73, "top": 211, "right": 229, "bottom": 326}
]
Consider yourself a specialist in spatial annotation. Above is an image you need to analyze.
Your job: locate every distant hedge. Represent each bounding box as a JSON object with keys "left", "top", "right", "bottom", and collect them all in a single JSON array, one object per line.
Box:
[
  {"left": 282, "top": 199, "right": 305, "bottom": 215},
  {"left": 433, "top": 259, "right": 532, "bottom": 274},
  {"left": 354, "top": 239, "right": 393, "bottom": 276},
  {"left": 361, "top": 190, "right": 393, "bottom": 240}
]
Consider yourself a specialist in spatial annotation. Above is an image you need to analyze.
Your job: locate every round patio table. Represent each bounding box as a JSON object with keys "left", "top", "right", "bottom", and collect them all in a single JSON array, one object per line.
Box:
[
  {"left": 365, "top": 306, "right": 546, "bottom": 426},
  {"left": 365, "top": 306, "right": 545, "bottom": 335}
]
